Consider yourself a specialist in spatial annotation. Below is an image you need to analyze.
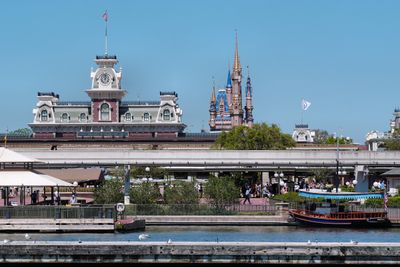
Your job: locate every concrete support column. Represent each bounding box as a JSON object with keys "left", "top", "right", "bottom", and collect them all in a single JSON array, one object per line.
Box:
[
  {"left": 355, "top": 165, "right": 369, "bottom": 192},
  {"left": 262, "top": 172, "right": 270, "bottom": 185},
  {"left": 124, "top": 165, "right": 130, "bottom": 205}
]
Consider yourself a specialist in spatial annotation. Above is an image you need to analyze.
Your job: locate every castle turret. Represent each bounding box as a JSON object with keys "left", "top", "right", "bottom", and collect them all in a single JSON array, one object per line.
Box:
[
  {"left": 245, "top": 66, "right": 254, "bottom": 128},
  {"left": 209, "top": 84, "right": 217, "bottom": 129}
]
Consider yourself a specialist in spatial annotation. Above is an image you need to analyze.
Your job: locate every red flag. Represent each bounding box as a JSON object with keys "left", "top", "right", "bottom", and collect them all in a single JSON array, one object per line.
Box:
[{"left": 102, "top": 10, "right": 108, "bottom": 22}]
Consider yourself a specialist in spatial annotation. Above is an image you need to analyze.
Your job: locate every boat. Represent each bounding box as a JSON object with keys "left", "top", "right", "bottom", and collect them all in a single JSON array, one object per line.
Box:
[{"left": 288, "top": 190, "right": 391, "bottom": 227}]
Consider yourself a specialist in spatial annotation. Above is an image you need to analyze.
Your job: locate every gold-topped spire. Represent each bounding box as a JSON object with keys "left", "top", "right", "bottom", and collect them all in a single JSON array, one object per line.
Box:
[
  {"left": 233, "top": 30, "right": 241, "bottom": 72},
  {"left": 211, "top": 76, "right": 216, "bottom": 103}
]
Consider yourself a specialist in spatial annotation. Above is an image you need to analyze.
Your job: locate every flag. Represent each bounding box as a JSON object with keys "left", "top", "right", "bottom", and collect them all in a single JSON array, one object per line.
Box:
[
  {"left": 301, "top": 99, "right": 311, "bottom": 111},
  {"left": 384, "top": 192, "right": 388, "bottom": 211},
  {"left": 102, "top": 10, "right": 108, "bottom": 22}
]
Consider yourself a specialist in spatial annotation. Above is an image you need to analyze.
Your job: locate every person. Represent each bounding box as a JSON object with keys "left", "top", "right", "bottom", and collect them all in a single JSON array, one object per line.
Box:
[
  {"left": 70, "top": 192, "right": 77, "bottom": 205},
  {"left": 54, "top": 191, "right": 60, "bottom": 205},
  {"left": 31, "top": 191, "right": 37, "bottom": 204},
  {"left": 243, "top": 185, "right": 252, "bottom": 204}
]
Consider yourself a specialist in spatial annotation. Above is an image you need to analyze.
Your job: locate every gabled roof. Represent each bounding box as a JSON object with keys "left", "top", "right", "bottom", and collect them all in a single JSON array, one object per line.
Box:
[
  {"left": 381, "top": 168, "right": 400, "bottom": 176},
  {"left": 36, "top": 168, "right": 104, "bottom": 184},
  {"left": 0, "top": 148, "right": 42, "bottom": 163}
]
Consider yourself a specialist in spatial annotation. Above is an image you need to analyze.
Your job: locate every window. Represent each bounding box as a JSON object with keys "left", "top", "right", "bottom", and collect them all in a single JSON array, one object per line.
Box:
[
  {"left": 80, "top": 113, "right": 86, "bottom": 122},
  {"left": 163, "top": 109, "right": 170, "bottom": 121},
  {"left": 143, "top": 113, "right": 150, "bottom": 121},
  {"left": 100, "top": 103, "right": 110, "bottom": 121},
  {"left": 125, "top": 113, "right": 132, "bottom": 121},
  {"left": 41, "top": 110, "right": 48, "bottom": 122},
  {"left": 61, "top": 113, "right": 69, "bottom": 122}
]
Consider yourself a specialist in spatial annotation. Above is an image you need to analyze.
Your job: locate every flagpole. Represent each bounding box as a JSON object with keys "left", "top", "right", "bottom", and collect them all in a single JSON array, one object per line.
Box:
[{"left": 105, "top": 17, "right": 108, "bottom": 55}]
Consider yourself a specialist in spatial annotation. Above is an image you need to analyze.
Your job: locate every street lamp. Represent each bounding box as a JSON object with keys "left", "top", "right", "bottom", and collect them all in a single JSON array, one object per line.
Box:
[
  {"left": 145, "top": 167, "right": 150, "bottom": 182},
  {"left": 275, "top": 172, "right": 284, "bottom": 194},
  {"left": 352, "top": 179, "right": 358, "bottom": 186}
]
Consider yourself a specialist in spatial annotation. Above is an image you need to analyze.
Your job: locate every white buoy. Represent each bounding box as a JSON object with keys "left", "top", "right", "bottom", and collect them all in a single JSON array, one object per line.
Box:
[{"left": 24, "top": 233, "right": 31, "bottom": 240}]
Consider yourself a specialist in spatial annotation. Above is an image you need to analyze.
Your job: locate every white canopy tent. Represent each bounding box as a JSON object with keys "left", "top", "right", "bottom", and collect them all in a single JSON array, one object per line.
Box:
[
  {"left": 0, "top": 171, "right": 73, "bottom": 187},
  {"left": 0, "top": 147, "right": 42, "bottom": 163}
]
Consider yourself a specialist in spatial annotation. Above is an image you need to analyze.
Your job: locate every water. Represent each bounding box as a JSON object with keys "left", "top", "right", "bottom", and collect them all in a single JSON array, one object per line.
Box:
[{"left": 4, "top": 226, "right": 400, "bottom": 243}]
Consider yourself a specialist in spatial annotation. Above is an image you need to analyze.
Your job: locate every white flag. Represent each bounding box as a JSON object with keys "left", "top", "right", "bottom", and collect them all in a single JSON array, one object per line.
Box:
[{"left": 301, "top": 99, "right": 311, "bottom": 111}]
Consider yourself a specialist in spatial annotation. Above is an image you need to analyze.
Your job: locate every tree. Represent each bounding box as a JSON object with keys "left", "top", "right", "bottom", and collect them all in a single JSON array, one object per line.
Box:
[
  {"left": 313, "top": 129, "right": 353, "bottom": 145},
  {"left": 204, "top": 175, "right": 240, "bottom": 207},
  {"left": 129, "top": 182, "right": 160, "bottom": 204},
  {"left": 384, "top": 129, "right": 400, "bottom": 150},
  {"left": 164, "top": 181, "right": 199, "bottom": 204},
  {"left": 93, "top": 179, "right": 124, "bottom": 204},
  {"left": 313, "top": 129, "right": 330, "bottom": 144},
  {"left": 213, "top": 123, "right": 295, "bottom": 150},
  {"left": 8, "top": 128, "right": 32, "bottom": 136}
]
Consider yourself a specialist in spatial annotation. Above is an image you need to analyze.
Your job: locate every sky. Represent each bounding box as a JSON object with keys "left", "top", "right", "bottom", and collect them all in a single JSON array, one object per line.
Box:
[{"left": 1, "top": 0, "right": 400, "bottom": 144}]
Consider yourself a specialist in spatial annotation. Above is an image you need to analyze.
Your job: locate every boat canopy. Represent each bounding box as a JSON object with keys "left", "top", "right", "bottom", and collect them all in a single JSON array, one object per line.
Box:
[{"left": 298, "top": 190, "right": 384, "bottom": 200}]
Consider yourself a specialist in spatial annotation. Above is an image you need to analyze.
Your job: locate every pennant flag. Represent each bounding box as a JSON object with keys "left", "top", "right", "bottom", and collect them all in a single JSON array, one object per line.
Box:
[
  {"left": 301, "top": 99, "right": 311, "bottom": 111},
  {"left": 102, "top": 10, "right": 108, "bottom": 22}
]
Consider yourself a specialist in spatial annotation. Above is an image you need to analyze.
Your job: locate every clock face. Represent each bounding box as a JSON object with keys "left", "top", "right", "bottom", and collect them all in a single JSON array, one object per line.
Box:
[{"left": 100, "top": 73, "right": 111, "bottom": 85}]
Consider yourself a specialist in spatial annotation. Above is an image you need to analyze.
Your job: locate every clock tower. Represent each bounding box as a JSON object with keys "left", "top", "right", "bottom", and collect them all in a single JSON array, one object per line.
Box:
[{"left": 86, "top": 54, "right": 126, "bottom": 122}]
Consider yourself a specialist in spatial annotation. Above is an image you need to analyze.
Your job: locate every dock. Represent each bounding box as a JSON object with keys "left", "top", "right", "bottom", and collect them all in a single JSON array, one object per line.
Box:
[{"left": 0, "top": 241, "right": 399, "bottom": 265}]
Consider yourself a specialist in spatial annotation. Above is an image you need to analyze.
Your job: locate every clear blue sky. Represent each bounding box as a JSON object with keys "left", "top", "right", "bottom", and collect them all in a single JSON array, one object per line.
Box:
[{"left": 1, "top": 0, "right": 400, "bottom": 143}]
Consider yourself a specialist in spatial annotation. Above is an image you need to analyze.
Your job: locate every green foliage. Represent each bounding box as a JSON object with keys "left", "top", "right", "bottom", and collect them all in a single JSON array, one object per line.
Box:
[
  {"left": 313, "top": 129, "right": 330, "bottom": 144},
  {"left": 130, "top": 166, "right": 167, "bottom": 179},
  {"left": 325, "top": 136, "right": 353, "bottom": 145},
  {"left": 340, "top": 185, "right": 355, "bottom": 192},
  {"left": 8, "top": 128, "right": 32, "bottom": 136},
  {"left": 213, "top": 123, "right": 295, "bottom": 150},
  {"left": 93, "top": 179, "right": 124, "bottom": 204},
  {"left": 364, "top": 196, "right": 400, "bottom": 208},
  {"left": 129, "top": 182, "right": 161, "bottom": 204},
  {"left": 311, "top": 168, "right": 333, "bottom": 183},
  {"left": 204, "top": 175, "right": 240, "bottom": 206},
  {"left": 384, "top": 131, "right": 400, "bottom": 150},
  {"left": 164, "top": 181, "right": 199, "bottom": 204}
]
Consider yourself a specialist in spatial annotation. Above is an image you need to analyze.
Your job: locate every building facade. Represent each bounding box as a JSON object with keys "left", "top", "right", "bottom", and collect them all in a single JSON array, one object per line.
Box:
[
  {"left": 209, "top": 36, "right": 254, "bottom": 131},
  {"left": 29, "top": 54, "right": 185, "bottom": 139}
]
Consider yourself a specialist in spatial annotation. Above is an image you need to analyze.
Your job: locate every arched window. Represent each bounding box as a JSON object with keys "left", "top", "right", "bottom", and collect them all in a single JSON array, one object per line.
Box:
[
  {"left": 125, "top": 113, "right": 132, "bottom": 121},
  {"left": 143, "top": 113, "right": 150, "bottom": 121},
  {"left": 80, "top": 113, "right": 86, "bottom": 122},
  {"left": 100, "top": 103, "right": 110, "bottom": 121},
  {"left": 41, "top": 110, "right": 48, "bottom": 122},
  {"left": 163, "top": 109, "right": 170, "bottom": 121},
  {"left": 61, "top": 113, "right": 69, "bottom": 122}
]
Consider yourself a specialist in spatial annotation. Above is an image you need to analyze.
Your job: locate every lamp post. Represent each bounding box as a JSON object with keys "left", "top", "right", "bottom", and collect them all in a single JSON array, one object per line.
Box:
[
  {"left": 335, "top": 134, "right": 340, "bottom": 193},
  {"left": 338, "top": 169, "right": 347, "bottom": 187},
  {"left": 145, "top": 167, "right": 150, "bottom": 182},
  {"left": 124, "top": 165, "right": 130, "bottom": 205},
  {"left": 275, "top": 171, "right": 284, "bottom": 194}
]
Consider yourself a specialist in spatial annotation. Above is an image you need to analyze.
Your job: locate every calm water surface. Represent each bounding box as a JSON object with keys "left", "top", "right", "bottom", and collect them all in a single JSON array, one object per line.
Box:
[{"left": 2, "top": 226, "right": 400, "bottom": 243}]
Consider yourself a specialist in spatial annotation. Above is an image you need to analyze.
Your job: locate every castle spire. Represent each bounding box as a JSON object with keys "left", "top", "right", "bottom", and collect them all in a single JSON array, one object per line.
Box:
[
  {"left": 211, "top": 78, "right": 216, "bottom": 103},
  {"left": 233, "top": 30, "right": 241, "bottom": 72}
]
